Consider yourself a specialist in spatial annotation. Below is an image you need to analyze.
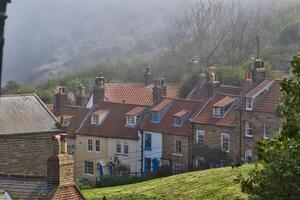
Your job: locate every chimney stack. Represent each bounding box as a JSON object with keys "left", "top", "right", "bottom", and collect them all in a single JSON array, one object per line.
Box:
[
  {"left": 75, "top": 84, "right": 86, "bottom": 107},
  {"left": 243, "top": 70, "right": 253, "bottom": 91},
  {"left": 144, "top": 66, "right": 152, "bottom": 86},
  {"left": 252, "top": 36, "right": 266, "bottom": 83},
  {"left": 53, "top": 86, "right": 68, "bottom": 115},
  {"left": 93, "top": 74, "right": 106, "bottom": 106},
  {"left": 208, "top": 64, "right": 220, "bottom": 97},
  {"left": 152, "top": 78, "right": 167, "bottom": 105},
  {"left": 47, "top": 134, "right": 74, "bottom": 186}
]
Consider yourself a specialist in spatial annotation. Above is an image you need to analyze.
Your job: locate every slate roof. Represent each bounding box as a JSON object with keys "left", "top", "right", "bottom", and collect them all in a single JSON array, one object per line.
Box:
[
  {"left": 0, "top": 176, "right": 52, "bottom": 200},
  {"left": 0, "top": 176, "right": 85, "bottom": 200},
  {"left": 54, "top": 106, "right": 89, "bottom": 138},
  {"left": 77, "top": 102, "right": 149, "bottom": 140},
  {"left": 0, "top": 95, "right": 59, "bottom": 135},
  {"left": 142, "top": 98, "right": 203, "bottom": 136},
  {"left": 192, "top": 94, "right": 238, "bottom": 127},
  {"left": 86, "top": 83, "right": 178, "bottom": 107},
  {"left": 240, "top": 80, "right": 281, "bottom": 113}
]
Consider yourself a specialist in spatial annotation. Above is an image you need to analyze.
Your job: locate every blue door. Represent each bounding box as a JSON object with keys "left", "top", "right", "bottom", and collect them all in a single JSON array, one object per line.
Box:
[
  {"left": 97, "top": 163, "right": 104, "bottom": 177},
  {"left": 152, "top": 158, "right": 160, "bottom": 174}
]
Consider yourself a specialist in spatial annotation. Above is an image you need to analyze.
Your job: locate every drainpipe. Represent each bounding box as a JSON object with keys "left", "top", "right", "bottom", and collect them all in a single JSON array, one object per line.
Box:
[
  {"left": 140, "top": 130, "right": 144, "bottom": 174},
  {"left": 0, "top": 0, "right": 10, "bottom": 94}
]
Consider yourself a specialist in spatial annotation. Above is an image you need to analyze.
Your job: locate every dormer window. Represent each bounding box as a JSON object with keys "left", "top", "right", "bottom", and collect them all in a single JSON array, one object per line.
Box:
[
  {"left": 91, "top": 115, "right": 99, "bottom": 124},
  {"left": 213, "top": 107, "right": 224, "bottom": 117},
  {"left": 174, "top": 117, "right": 182, "bottom": 126},
  {"left": 125, "top": 106, "right": 145, "bottom": 127},
  {"left": 126, "top": 116, "right": 136, "bottom": 126},
  {"left": 246, "top": 98, "right": 253, "bottom": 111},
  {"left": 213, "top": 96, "right": 236, "bottom": 118},
  {"left": 91, "top": 109, "right": 109, "bottom": 125},
  {"left": 151, "top": 112, "right": 159, "bottom": 123}
]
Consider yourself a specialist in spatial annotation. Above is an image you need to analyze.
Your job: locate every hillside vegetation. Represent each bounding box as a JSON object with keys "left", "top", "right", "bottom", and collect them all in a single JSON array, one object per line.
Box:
[{"left": 83, "top": 165, "right": 253, "bottom": 200}]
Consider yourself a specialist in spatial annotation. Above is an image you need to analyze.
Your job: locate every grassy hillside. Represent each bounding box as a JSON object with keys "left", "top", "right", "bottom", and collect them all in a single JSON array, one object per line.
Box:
[{"left": 83, "top": 165, "right": 253, "bottom": 200}]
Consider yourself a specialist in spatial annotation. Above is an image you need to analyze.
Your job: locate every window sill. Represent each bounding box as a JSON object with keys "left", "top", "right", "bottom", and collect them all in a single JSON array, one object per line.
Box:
[
  {"left": 172, "top": 153, "right": 183, "bottom": 157},
  {"left": 144, "top": 148, "right": 152, "bottom": 151},
  {"left": 245, "top": 135, "right": 253, "bottom": 138}
]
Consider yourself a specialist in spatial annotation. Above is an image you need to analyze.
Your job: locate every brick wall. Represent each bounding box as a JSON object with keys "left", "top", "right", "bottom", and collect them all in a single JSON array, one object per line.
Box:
[{"left": 0, "top": 132, "right": 57, "bottom": 177}]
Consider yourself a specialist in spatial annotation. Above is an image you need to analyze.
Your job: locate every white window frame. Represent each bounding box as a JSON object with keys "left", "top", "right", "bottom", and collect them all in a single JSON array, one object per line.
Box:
[
  {"left": 84, "top": 161, "right": 94, "bottom": 175},
  {"left": 175, "top": 140, "right": 182, "bottom": 154},
  {"left": 245, "top": 149, "right": 253, "bottom": 163},
  {"left": 246, "top": 98, "right": 253, "bottom": 111},
  {"left": 173, "top": 163, "right": 183, "bottom": 173},
  {"left": 87, "top": 139, "right": 93, "bottom": 152},
  {"left": 91, "top": 115, "right": 99, "bottom": 125},
  {"left": 196, "top": 130, "right": 205, "bottom": 145},
  {"left": 151, "top": 112, "right": 159, "bottom": 123},
  {"left": 245, "top": 121, "right": 253, "bottom": 137},
  {"left": 221, "top": 133, "right": 230, "bottom": 153},
  {"left": 116, "top": 142, "right": 122, "bottom": 154},
  {"left": 174, "top": 117, "right": 182, "bottom": 126},
  {"left": 213, "top": 107, "right": 224, "bottom": 117},
  {"left": 123, "top": 142, "right": 129, "bottom": 155},
  {"left": 95, "top": 139, "right": 100, "bottom": 152},
  {"left": 263, "top": 123, "right": 270, "bottom": 139},
  {"left": 126, "top": 116, "right": 136, "bottom": 126}
]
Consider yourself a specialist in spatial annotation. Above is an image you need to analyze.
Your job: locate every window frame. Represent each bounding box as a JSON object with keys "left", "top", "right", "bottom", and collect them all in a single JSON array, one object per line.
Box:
[
  {"left": 213, "top": 107, "right": 224, "bottom": 117},
  {"left": 84, "top": 161, "right": 94, "bottom": 175},
  {"left": 221, "top": 133, "right": 230, "bottom": 153},
  {"left": 87, "top": 139, "right": 93, "bottom": 152},
  {"left": 244, "top": 149, "right": 253, "bottom": 163},
  {"left": 196, "top": 130, "right": 205, "bottom": 145},
  {"left": 263, "top": 123, "right": 270, "bottom": 139},
  {"left": 126, "top": 116, "right": 136, "bottom": 126},
  {"left": 95, "top": 139, "right": 100, "bottom": 152},
  {"left": 144, "top": 157, "right": 152, "bottom": 172},
  {"left": 245, "top": 121, "right": 253, "bottom": 137},
  {"left": 245, "top": 98, "right": 253, "bottom": 111},
  {"left": 144, "top": 133, "right": 152, "bottom": 150},
  {"left": 116, "top": 142, "right": 122, "bottom": 154},
  {"left": 173, "top": 116, "right": 182, "bottom": 126},
  {"left": 91, "top": 115, "right": 99, "bottom": 125},
  {"left": 175, "top": 140, "right": 182, "bottom": 154},
  {"left": 173, "top": 163, "right": 183, "bottom": 173},
  {"left": 123, "top": 142, "right": 129, "bottom": 155},
  {"left": 151, "top": 112, "right": 160, "bottom": 123}
]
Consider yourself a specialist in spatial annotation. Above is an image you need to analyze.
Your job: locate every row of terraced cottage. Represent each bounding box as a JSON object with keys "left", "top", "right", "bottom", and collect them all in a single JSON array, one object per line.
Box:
[{"left": 46, "top": 58, "right": 282, "bottom": 182}]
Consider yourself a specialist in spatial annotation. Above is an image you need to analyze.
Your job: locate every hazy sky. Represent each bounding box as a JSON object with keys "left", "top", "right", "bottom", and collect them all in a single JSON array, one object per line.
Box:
[{"left": 3, "top": 0, "right": 192, "bottom": 83}]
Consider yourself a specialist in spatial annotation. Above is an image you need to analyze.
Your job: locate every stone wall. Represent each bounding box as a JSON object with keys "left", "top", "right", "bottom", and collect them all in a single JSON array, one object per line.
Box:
[
  {"left": 162, "top": 134, "right": 189, "bottom": 171},
  {"left": 0, "top": 132, "right": 56, "bottom": 177}
]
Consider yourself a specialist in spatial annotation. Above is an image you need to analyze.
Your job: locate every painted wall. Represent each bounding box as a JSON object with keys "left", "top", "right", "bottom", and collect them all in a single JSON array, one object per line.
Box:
[
  {"left": 142, "top": 131, "right": 163, "bottom": 172},
  {"left": 75, "top": 135, "right": 108, "bottom": 180}
]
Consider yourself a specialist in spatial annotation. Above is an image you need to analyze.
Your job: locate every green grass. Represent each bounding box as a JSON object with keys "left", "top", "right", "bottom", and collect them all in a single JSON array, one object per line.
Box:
[{"left": 83, "top": 165, "right": 253, "bottom": 200}]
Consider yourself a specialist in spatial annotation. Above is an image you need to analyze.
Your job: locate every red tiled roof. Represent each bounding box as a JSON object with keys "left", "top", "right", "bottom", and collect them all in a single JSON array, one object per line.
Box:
[
  {"left": 151, "top": 99, "right": 173, "bottom": 112},
  {"left": 77, "top": 102, "right": 149, "bottom": 140},
  {"left": 217, "top": 85, "right": 242, "bottom": 95},
  {"left": 240, "top": 80, "right": 281, "bottom": 113},
  {"left": 213, "top": 96, "right": 236, "bottom": 108},
  {"left": 104, "top": 83, "right": 178, "bottom": 106},
  {"left": 245, "top": 79, "right": 273, "bottom": 98},
  {"left": 126, "top": 106, "right": 146, "bottom": 116},
  {"left": 142, "top": 98, "right": 203, "bottom": 136},
  {"left": 254, "top": 80, "right": 281, "bottom": 112},
  {"left": 193, "top": 94, "right": 237, "bottom": 127},
  {"left": 52, "top": 184, "right": 85, "bottom": 200},
  {"left": 54, "top": 106, "right": 89, "bottom": 138}
]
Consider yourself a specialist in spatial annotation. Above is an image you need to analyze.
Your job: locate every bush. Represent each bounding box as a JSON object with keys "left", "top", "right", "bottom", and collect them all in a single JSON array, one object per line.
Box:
[
  {"left": 95, "top": 175, "right": 153, "bottom": 188},
  {"left": 76, "top": 180, "right": 92, "bottom": 190}
]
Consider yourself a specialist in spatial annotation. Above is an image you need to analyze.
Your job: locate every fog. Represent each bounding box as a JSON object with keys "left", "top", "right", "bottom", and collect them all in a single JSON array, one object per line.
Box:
[{"left": 3, "top": 0, "right": 192, "bottom": 84}]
